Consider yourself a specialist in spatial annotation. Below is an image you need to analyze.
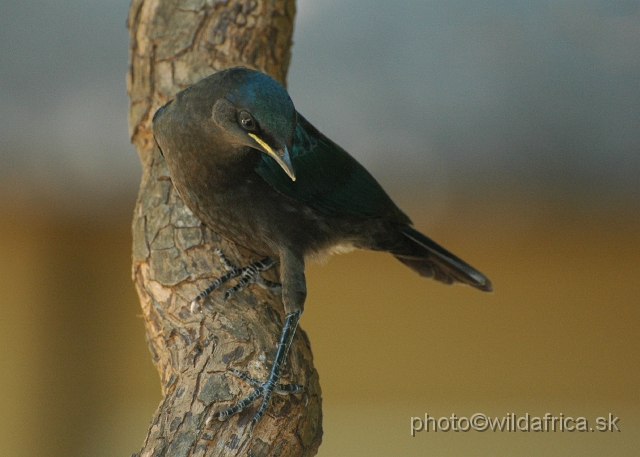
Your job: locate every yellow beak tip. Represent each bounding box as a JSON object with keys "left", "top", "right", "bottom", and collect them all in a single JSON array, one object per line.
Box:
[{"left": 249, "top": 133, "right": 296, "bottom": 181}]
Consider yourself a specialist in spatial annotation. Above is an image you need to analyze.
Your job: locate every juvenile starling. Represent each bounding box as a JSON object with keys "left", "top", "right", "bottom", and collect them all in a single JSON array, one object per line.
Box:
[{"left": 152, "top": 67, "right": 492, "bottom": 429}]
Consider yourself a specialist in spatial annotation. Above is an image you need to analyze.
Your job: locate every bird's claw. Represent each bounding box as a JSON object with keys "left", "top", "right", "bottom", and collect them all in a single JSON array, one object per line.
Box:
[
  {"left": 255, "top": 277, "right": 282, "bottom": 294},
  {"left": 205, "top": 310, "right": 303, "bottom": 431},
  {"left": 228, "top": 368, "right": 305, "bottom": 396},
  {"left": 190, "top": 298, "right": 202, "bottom": 314},
  {"left": 211, "top": 368, "right": 304, "bottom": 430},
  {"left": 190, "top": 249, "right": 279, "bottom": 312}
]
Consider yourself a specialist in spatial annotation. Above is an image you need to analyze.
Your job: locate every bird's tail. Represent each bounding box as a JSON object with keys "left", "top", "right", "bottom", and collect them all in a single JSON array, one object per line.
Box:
[{"left": 392, "top": 226, "right": 492, "bottom": 292}]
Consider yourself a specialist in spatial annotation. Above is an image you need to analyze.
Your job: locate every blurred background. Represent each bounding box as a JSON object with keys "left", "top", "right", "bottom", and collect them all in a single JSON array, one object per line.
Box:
[{"left": 0, "top": 0, "right": 638, "bottom": 455}]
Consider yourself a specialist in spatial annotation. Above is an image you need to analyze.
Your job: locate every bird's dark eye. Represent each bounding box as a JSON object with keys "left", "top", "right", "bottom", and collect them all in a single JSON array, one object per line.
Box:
[{"left": 238, "top": 110, "right": 257, "bottom": 131}]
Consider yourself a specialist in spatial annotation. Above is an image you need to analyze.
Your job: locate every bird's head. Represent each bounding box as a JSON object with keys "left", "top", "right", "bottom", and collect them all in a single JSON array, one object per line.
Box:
[
  {"left": 207, "top": 67, "right": 297, "bottom": 181},
  {"left": 153, "top": 67, "right": 297, "bottom": 180}
]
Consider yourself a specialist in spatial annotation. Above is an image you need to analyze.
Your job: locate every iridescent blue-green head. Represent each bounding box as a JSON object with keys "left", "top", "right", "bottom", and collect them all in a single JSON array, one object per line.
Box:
[
  {"left": 209, "top": 67, "right": 297, "bottom": 180},
  {"left": 154, "top": 66, "right": 297, "bottom": 180}
]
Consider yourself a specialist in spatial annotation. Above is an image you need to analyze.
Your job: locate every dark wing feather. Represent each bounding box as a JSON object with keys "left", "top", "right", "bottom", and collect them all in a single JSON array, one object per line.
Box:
[
  {"left": 255, "top": 114, "right": 411, "bottom": 224},
  {"left": 397, "top": 226, "right": 493, "bottom": 292}
]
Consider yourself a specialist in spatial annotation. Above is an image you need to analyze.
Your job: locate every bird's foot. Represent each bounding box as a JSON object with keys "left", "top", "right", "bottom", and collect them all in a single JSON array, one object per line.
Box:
[
  {"left": 227, "top": 368, "right": 305, "bottom": 396},
  {"left": 207, "top": 310, "right": 302, "bottom": 432},
  {"left": 212, "top": 369, "right": 304, "bottom": 430},
  {"left": 190, "top": 248, "right": 281, "bottom": 313}
]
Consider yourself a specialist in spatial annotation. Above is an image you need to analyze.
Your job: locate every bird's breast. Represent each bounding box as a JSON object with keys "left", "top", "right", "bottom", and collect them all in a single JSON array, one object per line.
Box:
[{"left": 165, "top": 147, "right": 368, "bottom": 260}]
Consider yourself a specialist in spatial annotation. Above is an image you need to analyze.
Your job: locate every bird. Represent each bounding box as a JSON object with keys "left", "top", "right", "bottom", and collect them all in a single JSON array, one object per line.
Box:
[{"left": 152, "top": 66, "right": 492, "bottom": 430}]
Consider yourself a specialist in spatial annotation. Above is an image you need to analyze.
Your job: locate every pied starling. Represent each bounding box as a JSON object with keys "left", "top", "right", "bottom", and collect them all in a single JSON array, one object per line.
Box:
[{"left": 152, "top": 67, "right": 492, "bottom": 429}]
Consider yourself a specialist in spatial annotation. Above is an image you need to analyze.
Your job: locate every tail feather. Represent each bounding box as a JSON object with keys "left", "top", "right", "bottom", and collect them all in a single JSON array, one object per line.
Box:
[{"left": 394, "top": 226, "right": 492, "bottom": 292}]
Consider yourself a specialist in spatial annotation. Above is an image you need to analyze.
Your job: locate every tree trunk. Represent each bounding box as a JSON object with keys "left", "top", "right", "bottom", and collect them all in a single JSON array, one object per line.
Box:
[{"left": 126, "top": 1, "right": 322, "bottom": 455}]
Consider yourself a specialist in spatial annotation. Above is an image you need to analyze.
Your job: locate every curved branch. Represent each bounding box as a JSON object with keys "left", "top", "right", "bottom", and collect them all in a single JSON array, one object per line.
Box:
[{"left": 126, "top": 0, "right": 322, "bottom": 455}]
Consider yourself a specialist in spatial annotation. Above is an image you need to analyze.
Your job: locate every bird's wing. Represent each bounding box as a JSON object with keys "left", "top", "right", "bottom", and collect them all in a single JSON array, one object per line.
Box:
[{"left": 255, "top": 114, "right": 411, "bottom": 223}]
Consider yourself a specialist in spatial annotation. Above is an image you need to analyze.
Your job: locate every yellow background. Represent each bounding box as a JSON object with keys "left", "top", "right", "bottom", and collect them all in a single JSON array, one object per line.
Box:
[
  {"left": 1, "top": 0, "right": 639, "bottom": 454},
  {"left": 1, "top": 188, "right": 637, "bottom": 456}
]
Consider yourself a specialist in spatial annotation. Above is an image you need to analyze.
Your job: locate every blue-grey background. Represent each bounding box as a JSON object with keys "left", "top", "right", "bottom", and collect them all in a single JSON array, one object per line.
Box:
[
  {"left": 1, "top": 1, "right": 638, "bottom": 456},
  {"left": 1, "top": 0, "right": 638, "bottom": 212}
]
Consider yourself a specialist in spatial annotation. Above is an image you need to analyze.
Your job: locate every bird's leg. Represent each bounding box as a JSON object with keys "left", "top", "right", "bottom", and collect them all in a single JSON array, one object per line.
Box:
[
  {"left": 228, "top": 368, "right": 305, "bottom": 395},
  {"left": 190, "top": 248, "right": 281, "bottom": 312},
  {"left": 213, "top": 309, "right": 302, "bottom": 430}
]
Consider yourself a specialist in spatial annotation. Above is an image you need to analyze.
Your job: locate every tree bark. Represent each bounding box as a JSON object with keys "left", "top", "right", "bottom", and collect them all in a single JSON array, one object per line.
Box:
[{"left": 126, "top": 1, "right": 322, "bottom": 455}]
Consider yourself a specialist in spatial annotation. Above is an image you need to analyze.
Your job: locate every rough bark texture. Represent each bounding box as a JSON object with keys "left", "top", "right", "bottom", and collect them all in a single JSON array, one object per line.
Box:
[{"left": 126, "top": 1, "right": 322, "bottom": 455}]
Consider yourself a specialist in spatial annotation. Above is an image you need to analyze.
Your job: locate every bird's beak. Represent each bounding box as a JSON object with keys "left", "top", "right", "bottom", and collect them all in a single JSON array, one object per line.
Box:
[{"left": 248, "top": 133, "right": 296, "bottom": 181}]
